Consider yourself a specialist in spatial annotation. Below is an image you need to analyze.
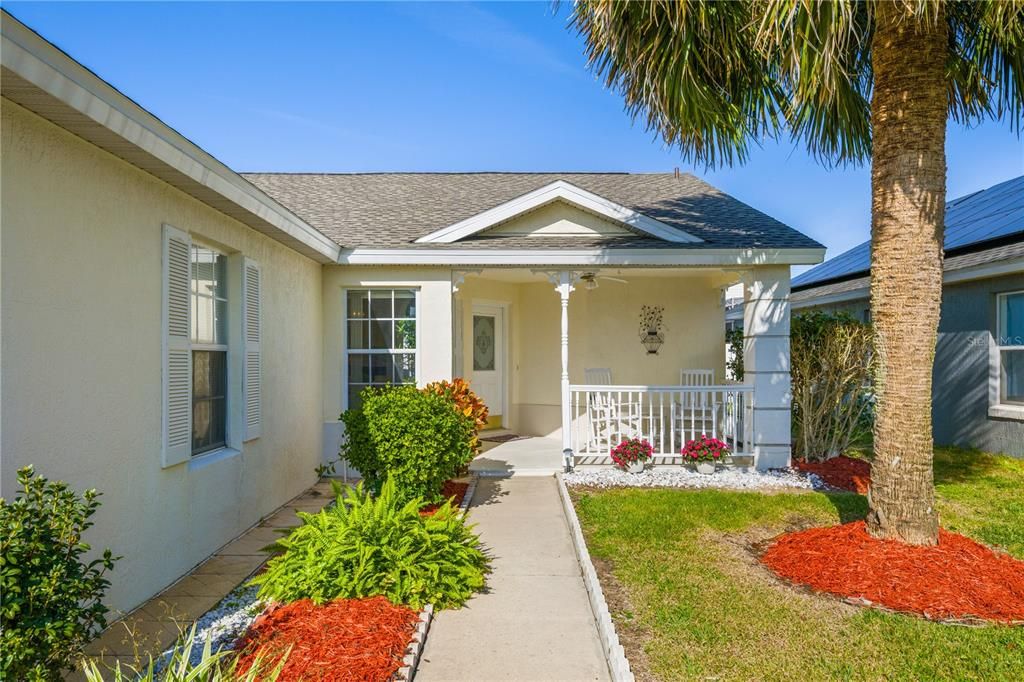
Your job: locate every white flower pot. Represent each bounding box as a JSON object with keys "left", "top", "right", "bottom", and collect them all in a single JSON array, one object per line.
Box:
[
  {"left": 696, "top": 461, "right": 716, "bottom": 475},
  {"left": 627, "top": 460, "right": 646, "bottom": 474}
]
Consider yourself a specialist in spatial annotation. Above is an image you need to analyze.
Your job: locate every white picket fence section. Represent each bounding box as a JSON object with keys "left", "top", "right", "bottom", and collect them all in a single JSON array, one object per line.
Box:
[{"left": 569, "top": 384, "right": 754, "bottom": 460}]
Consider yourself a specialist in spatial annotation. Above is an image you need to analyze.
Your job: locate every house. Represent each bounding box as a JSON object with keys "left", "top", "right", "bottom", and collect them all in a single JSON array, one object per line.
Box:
[
  {"left": 0, "top": 11, "right": 823, "bottom": 615},
  {"left": 789, "top": 176, "right": 1024, "bottom": 458}
]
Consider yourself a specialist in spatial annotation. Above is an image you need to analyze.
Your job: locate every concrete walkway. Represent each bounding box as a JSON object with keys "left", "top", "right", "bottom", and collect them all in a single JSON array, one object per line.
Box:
[
  {"left": 470, "top": 436, "right": 563, "bottom": 476},
  {"left": 417, "top": 476, "right": 610, "bottom": 681}
]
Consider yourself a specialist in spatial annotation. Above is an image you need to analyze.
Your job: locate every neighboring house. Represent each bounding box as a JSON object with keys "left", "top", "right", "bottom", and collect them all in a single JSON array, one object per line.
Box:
[
  {"left": 1, "top": 12, "right": 823, "bottom": 615},
  {"left": 789, "top": 176, "right": 1024, "bottom": 458}
]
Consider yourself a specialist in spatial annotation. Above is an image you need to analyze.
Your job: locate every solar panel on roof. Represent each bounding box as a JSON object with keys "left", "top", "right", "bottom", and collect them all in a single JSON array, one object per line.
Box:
[{"left": 793, "top": 175, "right": 1024, "bottom": 288}]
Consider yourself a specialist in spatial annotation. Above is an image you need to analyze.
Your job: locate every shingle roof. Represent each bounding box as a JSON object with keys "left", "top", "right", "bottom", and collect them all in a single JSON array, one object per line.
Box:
[
  {"left": 241, "top": 172, "right": 823, "bottom": 251},
  {"left": 793, "top": 175, "right": 1024, "bottom": 289}
]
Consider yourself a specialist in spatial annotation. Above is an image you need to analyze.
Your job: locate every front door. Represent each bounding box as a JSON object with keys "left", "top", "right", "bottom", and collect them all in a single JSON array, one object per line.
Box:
[{"left": 471, "top": 304, "right": 505, "bottom": 428}]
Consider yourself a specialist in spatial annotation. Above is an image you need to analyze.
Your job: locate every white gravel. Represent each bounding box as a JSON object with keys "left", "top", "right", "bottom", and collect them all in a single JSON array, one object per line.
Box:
[
  {"left": 564, "top": 465, "right": 829, "bottom": 491},
  {"left": 155, "top": 583, "right": 266, "bottom": 670}
]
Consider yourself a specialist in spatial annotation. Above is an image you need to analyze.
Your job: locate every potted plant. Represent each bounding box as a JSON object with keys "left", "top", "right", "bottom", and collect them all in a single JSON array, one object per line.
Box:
[
  {"left": 611, "top": 437, "right": 653, "bottom": 474},
  {"left": 681, "top": 435, "right": 730, "bottom": 474}
]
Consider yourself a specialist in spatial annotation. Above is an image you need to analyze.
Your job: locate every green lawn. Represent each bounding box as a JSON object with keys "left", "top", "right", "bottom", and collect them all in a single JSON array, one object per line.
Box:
[{"left": 572, "top": 448, "right": 1024, "bottom": 681}]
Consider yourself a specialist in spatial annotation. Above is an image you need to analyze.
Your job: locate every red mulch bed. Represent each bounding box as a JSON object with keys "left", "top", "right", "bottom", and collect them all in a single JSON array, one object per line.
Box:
[
  {"left": 794, "top": 456, "right": 872, "bottom": 493},
  {"left": 235, "top": 597, "right": 418, "bottom": 681},
  {"left": 419, "top": 480, "right": 469, "bottom": 516},
  {"left": 762, "top": 521, "right": 1024, "bottom": 623}
]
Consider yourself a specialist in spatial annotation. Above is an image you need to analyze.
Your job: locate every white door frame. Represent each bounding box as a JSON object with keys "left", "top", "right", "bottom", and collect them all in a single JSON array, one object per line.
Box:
[{"left": 470, "top": 300, "right": 509, "bottom": 423}]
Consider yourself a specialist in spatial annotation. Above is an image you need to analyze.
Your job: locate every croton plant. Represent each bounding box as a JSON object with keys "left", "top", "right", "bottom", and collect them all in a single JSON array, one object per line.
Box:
[{"left": 423, "top": 378, "right": 489, "bottom": 454}]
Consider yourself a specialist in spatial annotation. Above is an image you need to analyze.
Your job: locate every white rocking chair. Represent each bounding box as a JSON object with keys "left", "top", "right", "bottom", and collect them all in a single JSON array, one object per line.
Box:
[{"left": 583, "top": 368, "right": 642, "bottom": 453}]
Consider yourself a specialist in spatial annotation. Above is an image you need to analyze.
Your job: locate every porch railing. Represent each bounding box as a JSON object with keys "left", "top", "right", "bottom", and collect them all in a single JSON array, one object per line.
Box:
[{"left": 569, "top": 384, "right": 754, "bottom": 460}]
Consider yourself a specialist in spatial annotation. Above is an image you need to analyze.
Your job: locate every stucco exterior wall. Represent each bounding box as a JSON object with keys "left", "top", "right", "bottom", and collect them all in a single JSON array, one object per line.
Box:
[
  {"left": 1, "top": 99, "right": 324, "bottom": 614},
  {"left": 792, "top": 273, "right": 1024, "bottom": 458}
]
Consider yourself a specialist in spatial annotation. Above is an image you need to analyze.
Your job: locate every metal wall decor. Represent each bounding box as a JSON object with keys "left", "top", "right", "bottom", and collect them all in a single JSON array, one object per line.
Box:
[{"left": 639, "top": 305, "right": 665, "bottom": 354}]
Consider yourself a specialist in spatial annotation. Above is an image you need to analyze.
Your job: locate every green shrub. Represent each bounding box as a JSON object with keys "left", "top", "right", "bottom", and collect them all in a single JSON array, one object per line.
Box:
[
  {"left": 340, "top": 385, "right": 475, "bottom": 504},
  {"left": 81, "top": 626, "right": 284, "bottom": 681},
  {"left": 726, "top": 328, "right": 744, "bottom": 381},
  {"left": 251, "top": 476, "right": 487, "bottom": 610},
  {"left": 1, "top": 466, "right": 119, "bottom": 681},
  {"left": 791, "top": 311, "right": 875, "bottom": 461}
]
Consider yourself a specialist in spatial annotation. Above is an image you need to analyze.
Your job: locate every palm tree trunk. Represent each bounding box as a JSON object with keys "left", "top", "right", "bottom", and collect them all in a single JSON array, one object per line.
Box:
[{"left": 865, "top": 2, "right": 947, "bottom": 545}]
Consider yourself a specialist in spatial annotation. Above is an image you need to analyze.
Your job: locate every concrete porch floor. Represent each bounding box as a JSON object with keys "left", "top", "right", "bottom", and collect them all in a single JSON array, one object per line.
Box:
[{"left": 471, "top": 435, "right": 564, "bottom": 476}]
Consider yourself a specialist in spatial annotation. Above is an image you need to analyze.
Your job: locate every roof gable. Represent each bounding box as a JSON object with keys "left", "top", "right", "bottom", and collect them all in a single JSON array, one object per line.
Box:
[{"left": 414, "top": 180, "right": 702, "bottom": 244}]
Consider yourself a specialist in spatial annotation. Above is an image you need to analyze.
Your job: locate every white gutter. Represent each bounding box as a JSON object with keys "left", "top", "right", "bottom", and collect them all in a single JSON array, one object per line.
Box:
[{"left": 338, "top": 247, "right": 826, "bottom": 267}]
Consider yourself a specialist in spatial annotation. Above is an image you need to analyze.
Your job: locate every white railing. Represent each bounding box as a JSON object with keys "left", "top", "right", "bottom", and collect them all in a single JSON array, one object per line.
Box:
[{"left": 569, "top": 384, "right": 754, "bottom": 460}]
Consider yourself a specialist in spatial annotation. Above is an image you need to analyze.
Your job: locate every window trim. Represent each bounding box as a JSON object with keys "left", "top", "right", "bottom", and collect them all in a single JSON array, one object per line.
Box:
[
  {"left": 989, "top": 289, "right": 1024, "bottom": 419},
  {"left": 343, "top": 288, "right": 421, "bottom": 411}
]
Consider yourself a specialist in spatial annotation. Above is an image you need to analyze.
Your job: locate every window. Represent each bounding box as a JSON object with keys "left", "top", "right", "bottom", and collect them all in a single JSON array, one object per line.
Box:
[
  {"left": 191, "top": 245, "right": 228, "bottom": 455},
  {"left": 997, "top": 291, "right": 1024, "bottom": 406},
  {"left": 346, "top": 289, "right": 417, "bottom": 410}
]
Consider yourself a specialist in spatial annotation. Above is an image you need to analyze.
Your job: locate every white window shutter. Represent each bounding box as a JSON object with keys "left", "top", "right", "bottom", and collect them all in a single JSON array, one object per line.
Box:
[
  {"left": 243, "top": 258, "right": 262, "bottom": 440},
  {"left": 162, "top": 224, "right": 192, "bottom": 467}
]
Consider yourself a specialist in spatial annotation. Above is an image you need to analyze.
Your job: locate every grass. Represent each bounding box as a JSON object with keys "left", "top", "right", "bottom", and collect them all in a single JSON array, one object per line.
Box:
[{"left": 572, "top": 448, "right": 1024, "bottom": 681}]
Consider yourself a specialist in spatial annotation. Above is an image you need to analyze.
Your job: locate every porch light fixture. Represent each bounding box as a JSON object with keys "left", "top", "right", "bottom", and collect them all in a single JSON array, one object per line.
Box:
[{"left": 639, "top": 305, "right": 665, "bottom": 355}]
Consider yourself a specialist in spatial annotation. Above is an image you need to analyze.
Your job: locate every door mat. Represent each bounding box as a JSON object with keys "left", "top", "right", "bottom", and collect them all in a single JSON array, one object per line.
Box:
[{"left": 480, "top": 433, "right": 529, "bottom": 443}]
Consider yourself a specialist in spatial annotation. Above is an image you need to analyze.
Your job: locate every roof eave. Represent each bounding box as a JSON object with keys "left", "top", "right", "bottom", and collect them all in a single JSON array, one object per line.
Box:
[{"left": 336, "top": 247, "right": 826, "bottom": 267}]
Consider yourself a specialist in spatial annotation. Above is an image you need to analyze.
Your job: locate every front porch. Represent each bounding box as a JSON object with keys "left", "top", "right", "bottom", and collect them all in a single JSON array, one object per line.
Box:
[{"left": 454, "top": 265, "right": 791, "bottom": 472}]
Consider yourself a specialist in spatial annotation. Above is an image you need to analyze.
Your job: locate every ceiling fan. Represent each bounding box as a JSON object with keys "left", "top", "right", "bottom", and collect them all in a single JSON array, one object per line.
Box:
[{"left": 579, "top": 271, "right": 628, "bottom": 290}]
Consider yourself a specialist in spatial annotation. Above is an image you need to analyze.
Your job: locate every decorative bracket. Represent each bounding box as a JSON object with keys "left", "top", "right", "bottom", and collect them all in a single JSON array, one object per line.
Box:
[
  {"left": 451, "top": 269, "right": 483, "bottom": 293},
  {"left": 531, "top": 269, "right": 582, "bottom": 297}
]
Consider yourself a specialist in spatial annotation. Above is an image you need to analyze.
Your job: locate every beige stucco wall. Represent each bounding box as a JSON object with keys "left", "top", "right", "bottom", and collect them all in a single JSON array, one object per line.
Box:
[
  {"left": 0, "top": 99, "right": 324, "bottom": 614},
  {"left": 457, "top": 273, "right": 729, "bottom": 437}
]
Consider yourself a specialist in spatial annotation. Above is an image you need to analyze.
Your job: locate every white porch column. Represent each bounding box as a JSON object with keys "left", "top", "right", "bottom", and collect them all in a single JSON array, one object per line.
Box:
[
  {"left": 556, "top": 271, "right": 576, "bottom": 472},
  {"left": 743, "top": 266, "right": 792, "bottom": 470}
]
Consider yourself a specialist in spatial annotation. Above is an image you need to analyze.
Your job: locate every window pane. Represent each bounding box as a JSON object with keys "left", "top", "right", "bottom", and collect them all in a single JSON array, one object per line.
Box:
[
  {"left": 348, "top": 386, "right": 366, "bottom": 412},
  {"left": 370, "top": 291, "right": 393, "bottom": 319},
  {"left": 370, "top": 354, "right": 394, "bottom": 384},
  {"left": 394, "top": 290, "right": 416, "bottom": 318},
  {"left": 1000, "top": 293, "right": 1024, "bottom": 344},
  {"left": 347, "top": 320, "right": 369, "bottom": 349},
  {"left": 193, "top": 350, "right": 226, "bottom": 399},
  {"left": 1002, "top": 350, "right": 1024, "bottom": 405},
  {"left": 347, "top": 291, "right": 369, "bottom": 319},
  {"left": 394, "top": 354, "right": 416, "bottom": 384},
  {"left": 192, "top": 350, "right": 226, "bottom": 455},
  {"left": 370, "top": 320, "right": 393, "bottom": 349},
  {"left": 348, "top": 354, "right": 370, "bottom": 384},
  {"left": 395, "top": 320, "right": 416, "bottom": 349},
  {"left": 214, "top": 297, "right": 228, "bottom": 345},
  {"left": 473, "top": 315, "right": 496, "bottom": 371}
]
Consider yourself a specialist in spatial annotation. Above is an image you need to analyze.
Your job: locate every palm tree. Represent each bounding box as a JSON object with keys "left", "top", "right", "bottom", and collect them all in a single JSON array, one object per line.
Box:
[{"left": 571, "top": 0, "right": 1023, "bottom": 545}]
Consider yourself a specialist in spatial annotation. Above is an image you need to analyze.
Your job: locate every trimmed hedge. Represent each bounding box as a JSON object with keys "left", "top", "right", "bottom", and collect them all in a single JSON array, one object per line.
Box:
[{"left": 340, "top": 385, "right": 475, "bottom": 504}]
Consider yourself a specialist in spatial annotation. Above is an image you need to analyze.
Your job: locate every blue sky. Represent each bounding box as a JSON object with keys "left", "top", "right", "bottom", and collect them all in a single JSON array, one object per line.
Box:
[{"left": 7, "top": 1, "right": 1023, "bottom": 265}]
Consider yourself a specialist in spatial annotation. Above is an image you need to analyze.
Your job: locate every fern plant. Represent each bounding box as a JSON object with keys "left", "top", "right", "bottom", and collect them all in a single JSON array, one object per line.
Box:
[{"left": 250, "top": 477, "right": 487, "bottom": 610}]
